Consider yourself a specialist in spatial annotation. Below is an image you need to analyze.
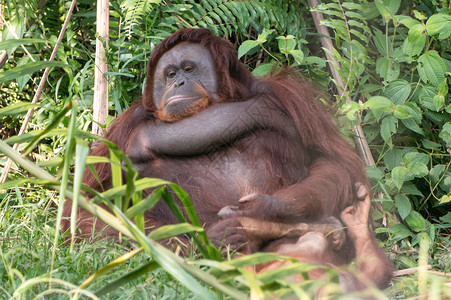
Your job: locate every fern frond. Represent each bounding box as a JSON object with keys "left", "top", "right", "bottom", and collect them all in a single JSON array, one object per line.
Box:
[
  {"left": 121, "top": 0, "right": 161, "bottom": 39},
  {"left": 172, "top": 0, "right": 305, "bottom": 39}
]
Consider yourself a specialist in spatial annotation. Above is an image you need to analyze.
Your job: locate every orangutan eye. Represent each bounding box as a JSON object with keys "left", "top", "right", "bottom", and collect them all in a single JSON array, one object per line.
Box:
[{"left": 167, "top": 70, "right": 176, "bottom": 78}]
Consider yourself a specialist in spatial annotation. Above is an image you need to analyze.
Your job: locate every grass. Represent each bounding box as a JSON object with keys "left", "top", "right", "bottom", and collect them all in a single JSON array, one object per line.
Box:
[
  {"left": 0, "top": 151, "right": 450, "bottom": 299},
  {"left": 1, "top": 186, "right": 450, "bottom": 299},
  {"left": 0, "top": 190, "right": 195, "bottom": 299}
]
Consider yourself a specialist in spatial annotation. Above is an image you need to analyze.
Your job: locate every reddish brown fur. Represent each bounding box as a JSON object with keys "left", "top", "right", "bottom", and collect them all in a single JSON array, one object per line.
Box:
[{"left": 62, "top": 28, "right": 392, "bottom": 291}]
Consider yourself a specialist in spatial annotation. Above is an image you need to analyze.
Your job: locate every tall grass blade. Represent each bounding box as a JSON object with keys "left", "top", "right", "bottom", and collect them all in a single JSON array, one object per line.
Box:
[
  {"left": 0, "top": 61, "right": 70, "bottom": 84},
  {"left": 95, "top": 261, "right": 160, "bottom": 296},
  {"left": 80, "top": 247, "right": 144, "bottom": 289},
  {"left": 124, "top": 187, "right": 164, "bottom": 218},
  {"left": 70, "top": 140, "right": 90, "bottom": 250},
  {"left": 5, "top": 128, "right": 100, "bottom": 145},
  {"left": 0, "top": 140, "right": 135, "bottom": 238},
  {"left": 109, "top": 148, "right": 123, "bottom": 210},
  {"left": 149, "top": 223, "right": 205, "bottom": 240},
  {"left": 22, "top": 101, "right": 72, "bottom": 155},
  {"left": 0, "top": 102, "right": 39, "bottom": 117},
  {"left": 109, "top": 205, "right": 247, "bottom": 300},
  {"left": 0, "top": 38, "right": 47, "bottom": 51},
  {"left": 51, "top": 101, "right": 78, "bottom": 274}
]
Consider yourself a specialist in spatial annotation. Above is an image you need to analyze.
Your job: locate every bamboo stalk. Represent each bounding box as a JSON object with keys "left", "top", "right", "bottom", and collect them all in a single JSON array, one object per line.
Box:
[{"left": 92, "top": 0, "right": 110, "bottom": 135}]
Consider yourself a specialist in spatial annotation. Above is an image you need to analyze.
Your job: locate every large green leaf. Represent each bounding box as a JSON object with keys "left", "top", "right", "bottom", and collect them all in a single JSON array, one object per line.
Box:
[
  {"left": 439, "top": 122, "right": 451, "bottom": 147},
  {"left": 395, "top": 194, "right": 411, "bottom": 220},
  {"left": 384, "top": 79, "right": 411, "bottom": 104},
  {"left": 392, "top": 166, "right": 407, "bottom": 190},
  {"left": 417, "top": 50, "right": 447, "bottom": 87},
  {"left": 426, "top": 14, "right": 451, "bottom": 39},
  {"left": 405, "top": 211, "right": 427, "bottom": 232},
  {"left": 402, "top": 24, "right": 426, "bottom": 57},
  {"left": 364, "top": 96, "right": 395, "bottom": 112},
  {"left": 376, "top": 57, "right": 400, "bottom": 82},
  {"left": 237, "top": 40, "right": 259, "bottom": 59},
  {"left": 0, "top": 61, "right": 70, "bottom": 84}
]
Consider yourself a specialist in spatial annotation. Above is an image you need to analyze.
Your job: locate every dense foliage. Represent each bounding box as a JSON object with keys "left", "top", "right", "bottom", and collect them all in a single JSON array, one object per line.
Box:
[{"left": 1, "top": 0, "right": 451, "bottom": 299}]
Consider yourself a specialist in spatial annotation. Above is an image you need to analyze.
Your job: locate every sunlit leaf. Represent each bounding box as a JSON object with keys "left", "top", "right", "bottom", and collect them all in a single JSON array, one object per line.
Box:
[{"left": 426, "top": 14, "right": 451, "bottom": 39}]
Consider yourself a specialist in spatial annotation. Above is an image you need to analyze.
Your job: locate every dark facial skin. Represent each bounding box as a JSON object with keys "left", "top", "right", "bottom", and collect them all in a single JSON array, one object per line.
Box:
[{"left": 153, "top": 42, "right": 219, "bottom": 122}]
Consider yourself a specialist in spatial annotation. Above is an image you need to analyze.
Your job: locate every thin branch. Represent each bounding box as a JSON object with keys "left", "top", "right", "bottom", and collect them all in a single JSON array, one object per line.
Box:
[{"left": 393, "top": 265, "right": 432, "bottom": 277}]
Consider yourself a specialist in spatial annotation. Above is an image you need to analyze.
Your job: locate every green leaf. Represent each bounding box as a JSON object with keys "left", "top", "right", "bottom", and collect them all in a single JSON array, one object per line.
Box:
[
  {"left": 422, "top": 139, "right": 442, "bottom": 150},
  {"left": 376, "top": 57, "right": 400, "bottom": 82},
  {"left": 375, "top": 0, "right": 399, "bottom": 21},
  {"left": 384, "top": 80, "right": 411, "bottom": 104},
  {"left": 417, "top": 50, "right": 447, "bottom": 87},
  {"left": 237, "top": 40, "right": 259, "bottom": 59},
  {"left": 402, "top": 183, "right": 424, "bottom": 196},
  {"left": 400, "top": 104, "right": 423, "bottom": 135},
  {"left": 439, "top": 122, "right": 451, "bottom": 147},
  {"left": 276, "top": 35, "right": 296, "bottom": 53},
  {"left": 392, "top": 166, "right": 407, "bottom": 190},
  {"left": 252, "top": 62, "right": 276, "bottom": 76},
  {"left": 382, "top": 0, "right": 401, "bottom": 14},
  {"left": 256, "top": 29, "right": 274, "bottom": 43},
  {"left": 16, "top": 56, "right": 32, "bottom": 90},
  {"left": 405, "top": 211, "right": 426, "bottom": 232},
  {"left": 398, "top": 15, "right": 421, "bottom": 29},
  {"left": 394, "top": 105, "right": 410, "bottom": 119},
  {"left": 401, "top": 118, "right": 424, "bottom": 135},
  {"left": 438, "top": 79, "right": 448, "bottom": 96},
  {"left": 395, "top": 194, "right": 411, "bottom": 220},
  {"left": 426, "top": 14, "right": 451, "bottom": 39},
  {"left": 439, "top": 212, "right": 451, "bottom": 224},
  {"left": 366, "top": 165, "right": 385, "bottom": 181},
  {"left": 429, "top": 164, "right": 446, "bottom": 184},
  {"left": 0, "top": 102, "right": 39, "bottom": 117},
  {"left": 403, "top": 103, "right": 422, "bottom": 123},
  {"left": 407, "top": 162, "right": 428, "bottom": 178},
  {"left": 384, "top": 148, "right": 403, "bottom": 170},
  {"left": 403, "top": 152, "right": 429, "bottom": 166},
  {"left": 0, "top": 38, "right": 47, "bottom": 51},
  {"left": 433, "top": 95, "right": 445, "bottom": 111},
  {"left": 440, "top": 195, "right": 451, "bottom": 204},
  {"left": 150, "top": 223, "right": 204, "bottom": 241},
  {"left": 95, "top": 261, "right": 160, "bottom": 296},
  {"left": 373, "top": 28, "right": 388, "bottom": 56},
  {"left": 364, "top": 96, "right": 395, "bottom": 112},
  {"left": 289, "top": 49, "right": 304, "bottom": 65},
  {"left": 382, "top": 223, "right": 413, "bottom": 242},
  {"left": 70, "top": 141, "right": 90, "bottom": 248},
  {"left": 402, "top": 24, "right": 426, "bottom": 57},
  {"left": 0, "top": 61, "right": 70, "bottom": 84},
  {"left": 380, "top": 116, "right": 397, "bottom": 142},
  {"left": 419, "top": 85, "right": 439, "bottom": 111}
]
